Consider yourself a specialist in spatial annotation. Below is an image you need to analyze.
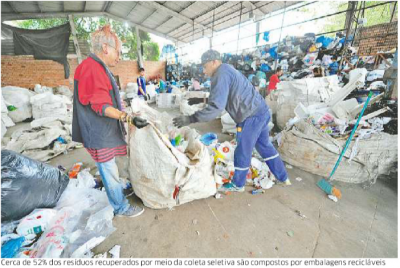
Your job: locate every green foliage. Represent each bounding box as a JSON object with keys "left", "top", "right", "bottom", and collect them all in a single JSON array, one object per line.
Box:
[
  {"left": 320, "top": 1, "right": 397, "bottom": 36},
  {"left": 14, "top": 17, "right": 160, "bottom": 61},
  {"left": 143, "top": 41, "right": 160, "bottom": 61},
  {"left": 296, "top": 1, "right": 397, "bottom": 38},
  {"left": 362, "top": 1, "right": 397, "bottom": 27},
  {"left": 15, "top": 18, "right": 68, "bottom": 29}
]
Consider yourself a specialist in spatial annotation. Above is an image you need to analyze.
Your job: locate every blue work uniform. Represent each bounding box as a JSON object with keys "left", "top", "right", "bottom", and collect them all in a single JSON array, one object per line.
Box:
[
  {"left": 329, "top": 61, "right": 339, "bottom": 75},
  {"left": 137, "top": 76, "right": 146, "bottom": 95},
  {"left": 189, "top": 63, "right": 288, "bottom": 186}
]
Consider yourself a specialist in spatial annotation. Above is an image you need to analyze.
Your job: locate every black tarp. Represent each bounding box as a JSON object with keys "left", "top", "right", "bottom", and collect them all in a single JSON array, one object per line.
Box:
[{"left": 1, "top": 23, "right": 71, "bottom": 78}]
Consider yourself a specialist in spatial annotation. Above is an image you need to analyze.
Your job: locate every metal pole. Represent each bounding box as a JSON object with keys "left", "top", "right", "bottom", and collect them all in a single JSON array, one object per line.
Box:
[
  {"left": 211, "top": 7, "right": 215, "bottom": 49},
  {"left": 390, "top": 1, "right": 397, "bottom": 22},
  {"left": 135, "top": 26, "right": 144, "bottom": 68},
  {"left": 68, "top": 15, "right": 82, "bottom": 64},
  {"left": 236, "top": 2, "right": 243, "bottom": 55},
  {"left": 338, "top": 1, "right": 357, "bottom": 73},
  {"left": 351, "top": 2, "right": 363, "bottom": 47},
  {"left": 274, "top": 1, "right": 286, "bottom": 71}
]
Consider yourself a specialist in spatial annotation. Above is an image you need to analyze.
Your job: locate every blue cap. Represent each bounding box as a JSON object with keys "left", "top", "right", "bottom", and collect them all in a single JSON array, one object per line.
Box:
[{"left": 201, "top": 49, "right": 221, "bottom": 65}]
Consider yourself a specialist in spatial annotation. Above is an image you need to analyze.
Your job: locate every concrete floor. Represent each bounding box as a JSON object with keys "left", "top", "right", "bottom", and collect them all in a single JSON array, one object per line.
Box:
[{"left": 3, "top": 105, "right": 397, "bottom": 258}]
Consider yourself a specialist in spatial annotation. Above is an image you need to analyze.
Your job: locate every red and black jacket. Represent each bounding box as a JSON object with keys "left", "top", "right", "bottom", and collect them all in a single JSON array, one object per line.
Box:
[{"left": 72, "top": 54, "right": 126, "bottom": 149}]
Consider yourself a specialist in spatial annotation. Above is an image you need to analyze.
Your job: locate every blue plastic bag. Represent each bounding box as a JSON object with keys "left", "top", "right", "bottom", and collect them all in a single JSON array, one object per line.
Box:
[
  {"left": 263, "top": 31, "right": 270, "bottom": 42},
  {"left": 260, "top": 64, "right": 270, "bottom": 72},
  {"left": 316, "top": 36, "right": 334, "bottom": 48},
  {"left": 200, "top": 133, "right": 218, "bottom": 146},
  {"left": 269, "top": 46, "right": 278, "bottom": 59},
  {"left": 1, "top": 237, "right": 25, "bottom": 258}
]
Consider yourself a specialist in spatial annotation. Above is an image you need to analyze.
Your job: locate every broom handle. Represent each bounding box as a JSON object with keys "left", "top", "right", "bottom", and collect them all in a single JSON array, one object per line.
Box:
[{"left": 328, "top": 91, "right": 374, "bottom": 181}]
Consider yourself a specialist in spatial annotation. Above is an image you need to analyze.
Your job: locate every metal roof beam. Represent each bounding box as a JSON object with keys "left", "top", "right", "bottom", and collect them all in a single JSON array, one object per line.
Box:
[
  {"left": 1, "top": 12, "right": 95, "bottom": 21},
  {"left": 140, "top": 1, "right": 208, "bottom": 31},
  {"left": 105, "top": 1, "right": 112, "bottom": 13},
  {"left": 140, "top": 10, "right": 158, "bottom": 25},
  {"left": 36, "top": 1, "right": 42, "bottom": 13},
  {"left": 243, "top": 2, "right": 266, "bottom": 17},
  {"left": 168, "top": 1, "right": 240, "bottom": 38},
  {"left": 104, "top": 13, "right": 185, "bottom": 43},
  {"left": 155, "top": 1, "right": 202, "bottom": 33},
  {"left": 102, "top": 1, "right": 111, "bottom": 12},
  {"left": 153, "top": 16, "right": 176, "bottom": 31},
  {"left": 7, "top": 1, "right": 18, "bottom": 13},
  {"left": 153, "top": 2, "right": 196, "bottom": 32},
  {"left": 126, "top": 2, "right": 139, "bottom": 18}
]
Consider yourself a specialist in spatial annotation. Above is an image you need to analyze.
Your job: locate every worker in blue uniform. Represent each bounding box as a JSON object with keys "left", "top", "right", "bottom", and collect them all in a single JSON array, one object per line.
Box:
[
  {"left": 173, "top": 50, "right": 291, "bottom": 192},
  {"left": 329, "top": 55, "right": 339, "bottom": 76}
]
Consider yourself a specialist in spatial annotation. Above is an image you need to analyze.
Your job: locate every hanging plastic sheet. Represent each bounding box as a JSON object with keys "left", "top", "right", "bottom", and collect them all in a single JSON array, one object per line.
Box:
[
  {"left": 263, "top": 31, "right": 270, "bottom": 42},
  {"left": 1, "top": 23, "right": 71, "bottom": 79}
]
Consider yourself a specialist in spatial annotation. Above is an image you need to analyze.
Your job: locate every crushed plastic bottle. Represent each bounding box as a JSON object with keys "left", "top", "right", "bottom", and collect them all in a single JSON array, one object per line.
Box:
[{"left": 251, "top": 189, "right": 265, "bottom": 195}]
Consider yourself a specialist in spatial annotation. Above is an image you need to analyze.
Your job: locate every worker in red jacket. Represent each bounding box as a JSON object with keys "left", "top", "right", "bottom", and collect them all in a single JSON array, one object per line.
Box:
[
  {"left": 72, "top": 25, "right": 149, "bottom": 218},
  {"left": 267, "top": 66, "right": 283, "bottom": 94}
]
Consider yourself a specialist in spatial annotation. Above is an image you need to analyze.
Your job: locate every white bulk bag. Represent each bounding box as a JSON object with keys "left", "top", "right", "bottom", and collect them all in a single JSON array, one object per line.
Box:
[
  {"left": 1, "top": 86, "right": 35, "bottom": 122},
  {"left": 128, "top": 102, "right": 216, "bottom": 209}
]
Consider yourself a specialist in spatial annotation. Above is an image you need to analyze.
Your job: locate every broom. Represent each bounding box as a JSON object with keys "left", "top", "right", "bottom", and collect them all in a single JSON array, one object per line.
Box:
[{"left": 317, "top": 91, "right": 374, "bottom": 199}]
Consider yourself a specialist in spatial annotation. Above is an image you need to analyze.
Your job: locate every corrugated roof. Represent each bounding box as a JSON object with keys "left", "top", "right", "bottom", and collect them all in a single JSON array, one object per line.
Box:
[{"left": 1, "top": 1, "right": 301, "bottom": 45}]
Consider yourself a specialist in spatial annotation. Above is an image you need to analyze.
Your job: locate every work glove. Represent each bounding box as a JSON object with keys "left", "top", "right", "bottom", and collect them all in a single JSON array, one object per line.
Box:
[
  {"left": 121, "top": 113, "right": 149, "bottom": 129},
  {"left": 128, "top": 116, "right": 149, "bottom": 129},
  {"left": 143, "top": 95, "right": 148, "bottom": 101},
  {"left": 187, "top": 98, "right": 204, "bottom": 106},
  {"left": 146, "top": 94, "right": 151, "bottom": 101},
  {"left": 173, "top": 116, "right": 191, "bottom": 128}
]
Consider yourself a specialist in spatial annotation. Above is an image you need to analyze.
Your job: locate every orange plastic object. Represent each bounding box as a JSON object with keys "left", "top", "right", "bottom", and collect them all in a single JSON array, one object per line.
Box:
[
  {"left": 68, "top": 162, "right": 82, "bottom": 178},
  {"left": 332, "top": 187, "right": 342, "bottom": 199},
  {"left": 222, "top": 179, "right": 230, "bottom": 184},
  {"left": 222, "top": 147, "right": 230, "bottom": 153}
]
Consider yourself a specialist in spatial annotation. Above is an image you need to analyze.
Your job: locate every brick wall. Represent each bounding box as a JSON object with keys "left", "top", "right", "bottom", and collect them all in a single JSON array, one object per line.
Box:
[
  {"left": 354, "top": 21, "right": 398, "bottom": 56},
  {"left": 1, "top": 55, "right": 166, "bottom": 90}
]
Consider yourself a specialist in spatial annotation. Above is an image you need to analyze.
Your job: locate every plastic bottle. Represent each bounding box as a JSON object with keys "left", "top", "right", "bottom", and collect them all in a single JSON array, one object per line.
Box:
[
  {"left": 175, "top": 134, "right": 182, "bottom": 146},
  {"left": 251, "top": 189, "right": 265, "bottom": 195},
  {"left": 7, "top": 105, "right": 17, "bottom": 112}
]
